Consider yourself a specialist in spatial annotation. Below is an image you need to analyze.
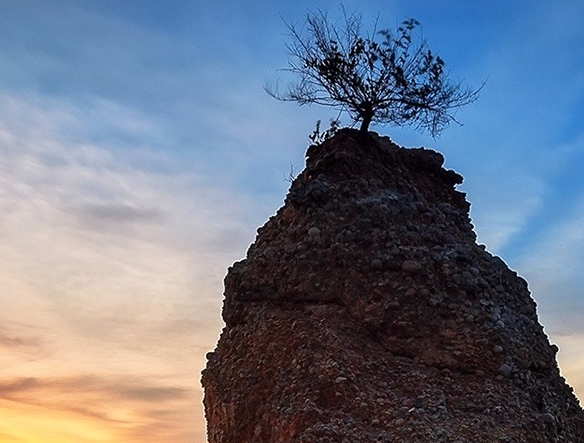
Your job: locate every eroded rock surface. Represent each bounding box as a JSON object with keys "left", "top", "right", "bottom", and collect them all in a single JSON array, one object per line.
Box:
[{"left": 202, "top": 129, "right": 584, "bottom": 442}]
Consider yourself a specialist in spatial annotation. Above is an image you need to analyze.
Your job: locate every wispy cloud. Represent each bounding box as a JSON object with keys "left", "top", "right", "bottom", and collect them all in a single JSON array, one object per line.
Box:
[
  {"left": 0, "top": 331, "right": 43, "bottom": 354},
  {"left": 0, "top": 374, "right": 189, "bottom": 406},
  {"left": 515, "top": 195, "right": 584, "bottom": 334},
  {"left": 0, "top": 90, "right": 257, "bottom": 441}
]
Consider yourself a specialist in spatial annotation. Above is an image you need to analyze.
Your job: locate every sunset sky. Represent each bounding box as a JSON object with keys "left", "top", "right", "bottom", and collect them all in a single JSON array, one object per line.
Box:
[{"left": 0, "top": 1, "right": 583, "bottom": 442}]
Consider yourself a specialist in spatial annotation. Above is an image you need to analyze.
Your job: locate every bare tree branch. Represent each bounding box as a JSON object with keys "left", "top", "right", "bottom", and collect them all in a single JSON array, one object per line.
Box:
[{"left": 266, "top": 9, "right": 482, "bottom": 136}]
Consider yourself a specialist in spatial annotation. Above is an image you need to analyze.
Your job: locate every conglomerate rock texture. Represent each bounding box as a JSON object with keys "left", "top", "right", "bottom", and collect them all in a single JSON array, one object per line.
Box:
[{"left": 202, "top": 129, "right": 584, "bottom": 442}]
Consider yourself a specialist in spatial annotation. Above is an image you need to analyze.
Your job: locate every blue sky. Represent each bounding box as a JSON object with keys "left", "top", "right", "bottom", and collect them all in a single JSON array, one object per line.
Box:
[{"left": 0, "top": 1, "right": 583, "bottom": 442}]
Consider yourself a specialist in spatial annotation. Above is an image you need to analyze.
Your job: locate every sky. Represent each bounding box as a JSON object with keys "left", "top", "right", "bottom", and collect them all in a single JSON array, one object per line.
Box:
[{"left": 0, "top": 0, "right": 582, "bottom": 442}]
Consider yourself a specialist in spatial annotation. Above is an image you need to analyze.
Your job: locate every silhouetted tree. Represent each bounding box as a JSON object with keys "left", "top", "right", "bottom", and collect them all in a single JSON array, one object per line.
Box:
[{"left": 268, "top": 10, "right": 480, "bottom": 135}]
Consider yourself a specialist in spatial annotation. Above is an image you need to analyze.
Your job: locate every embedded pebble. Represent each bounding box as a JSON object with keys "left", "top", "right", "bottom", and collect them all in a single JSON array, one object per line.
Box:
[
  {"left": 401, "top": 260, "right": 422, "bottom": 273},
  {"left": 541, "top": 412, "right": 555, "bottom": 424},
  {"left": 498, "top": 364, "right": 512, "bottom": 377},
  {"left": 370, "top": 259, "right": 383, "bottom": 271},
  {"left": 308, "top": 227, "right": 321, "bottom": 237}
]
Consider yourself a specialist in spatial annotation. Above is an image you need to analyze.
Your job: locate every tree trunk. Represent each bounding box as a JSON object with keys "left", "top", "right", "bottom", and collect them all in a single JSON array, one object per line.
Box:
[{"left": 359, "top": 108, "right": 373, "bottom": 133}]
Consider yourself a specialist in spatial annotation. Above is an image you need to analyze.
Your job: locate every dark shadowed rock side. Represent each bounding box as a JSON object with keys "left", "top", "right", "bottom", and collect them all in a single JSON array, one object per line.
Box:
[{"left": 202, "top": 129, "right": 584, "bottom": 442}]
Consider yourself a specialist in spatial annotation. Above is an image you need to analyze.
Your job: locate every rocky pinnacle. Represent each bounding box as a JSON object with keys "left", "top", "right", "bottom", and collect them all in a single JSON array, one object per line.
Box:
[{"left": 202, "top": 129, "right": 584, "bottom": 442}]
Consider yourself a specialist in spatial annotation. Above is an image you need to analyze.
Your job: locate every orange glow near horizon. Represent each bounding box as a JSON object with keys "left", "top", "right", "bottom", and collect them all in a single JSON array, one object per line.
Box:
[
  {"left": 0, "top": 368, "right": 205, "bottom": 443},
  {"left": 0, "top": 399, "right": 116, "bottom": 443},
  {"left": 0, "top": 390, "right": 205, "bottom": 443}
]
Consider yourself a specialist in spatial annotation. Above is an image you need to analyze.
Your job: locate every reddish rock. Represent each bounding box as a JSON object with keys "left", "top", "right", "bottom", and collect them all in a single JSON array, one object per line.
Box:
[{"left": 202, "top": 129, "right": 584, "bottom": 442}]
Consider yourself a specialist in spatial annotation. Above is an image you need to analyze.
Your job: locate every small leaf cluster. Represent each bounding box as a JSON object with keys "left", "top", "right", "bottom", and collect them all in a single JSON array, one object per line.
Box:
[{"left": 308, "top": 118, "right": 340, "bottom": 145}]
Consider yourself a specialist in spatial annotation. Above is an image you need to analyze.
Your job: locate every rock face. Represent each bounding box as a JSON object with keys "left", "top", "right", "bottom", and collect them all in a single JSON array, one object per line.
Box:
[{"left": 202, "top": 129, "right": 584, "bottom": 442}]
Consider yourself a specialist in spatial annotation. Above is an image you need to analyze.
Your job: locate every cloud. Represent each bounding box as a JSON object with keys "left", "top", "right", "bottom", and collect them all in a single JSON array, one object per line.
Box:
[
  {"left": 0, "top": 0, "right": 317, "bottom": 207},
  {"left": 73, "top": 202, "right": 164, "bottom": 236},
  {"left": 119, "top": 385, "right": 188, "bottom": 402},
  {"left": 0, "top": 374, "right": 195, "bottom": 442},
  {"left": 0, "top": 90, "right": 260, "bottom": 442},
  {"left": 0, "top": 322, "right": 49, "bottom": 367},
  {"left": 0, "top": 374, "right": 188, "bottom": 404},
  {"left": 464, "top": 170, "right": 545, "bottom": 253},
  {"left": 0, "top": 377, "right": 38, "bottom": 395},
  {"left": 0, "top": 331, "right": 43, "bottom": 354},
  {"left": 0, "top": 90, "right": 252, "bottom": 285},
  {"left": 0, "top": 2, "right": 189, "bottom": 109},
  {"left": 516, "top": 195, "right": 584, "bottom": 333},
  {"left": 0, "top": 94, "right": 259, "bottom": 405}
]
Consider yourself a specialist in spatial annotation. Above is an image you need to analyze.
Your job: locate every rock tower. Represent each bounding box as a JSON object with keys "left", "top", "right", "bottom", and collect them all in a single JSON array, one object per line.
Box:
[{"left": 202, "top": 129, "right": 584, "bottom": 442}]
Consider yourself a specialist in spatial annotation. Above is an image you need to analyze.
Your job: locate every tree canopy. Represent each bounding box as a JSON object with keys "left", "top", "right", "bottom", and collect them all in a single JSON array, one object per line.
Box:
[{"left": 269, "top": 10, "right": 481, "bottom": 136}]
